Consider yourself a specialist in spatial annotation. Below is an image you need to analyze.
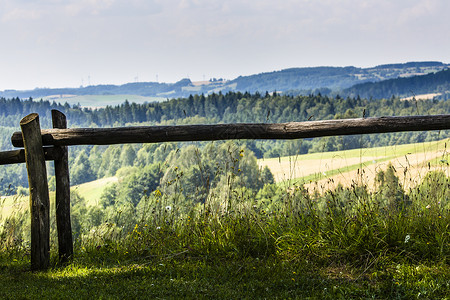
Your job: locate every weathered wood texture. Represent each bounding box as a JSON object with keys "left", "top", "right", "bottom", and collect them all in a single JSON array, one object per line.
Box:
[
  {"left": 0, "top": 147, "right": 59, "bottom": 165},
  {"left": 11, "top": 115, "right": 450, "bottom": 147},
  {"left": 52, "top": 110, "right": 73, "bottom": 263},
  {"left": 20, "top": 113, "right": 50, "bottom": 271}
]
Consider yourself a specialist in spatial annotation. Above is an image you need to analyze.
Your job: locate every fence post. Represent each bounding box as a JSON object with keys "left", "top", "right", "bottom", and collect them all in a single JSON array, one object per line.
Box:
[
  {"left": 20, "top": 113, "right": 50, "bottom": 270},
  {"left": 52, "top": 110, "right": 73, "bottom": 263}
]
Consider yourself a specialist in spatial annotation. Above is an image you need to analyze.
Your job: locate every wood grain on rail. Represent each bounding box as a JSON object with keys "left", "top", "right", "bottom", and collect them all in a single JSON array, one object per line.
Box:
[{"left": 10, "top": 115, "right": 450, "bottom": 147}]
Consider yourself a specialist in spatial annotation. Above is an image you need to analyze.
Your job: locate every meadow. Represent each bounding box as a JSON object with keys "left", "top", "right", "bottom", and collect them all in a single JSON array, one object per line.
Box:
[
  {"left": 41, "top": 94, "right": 166, "bottom": 109},
  {"left": 261, "top": 138, "right": 449, "bottom": 190},
  {"left": 0, "top": 139, "right": 449, "bottom": 299}
]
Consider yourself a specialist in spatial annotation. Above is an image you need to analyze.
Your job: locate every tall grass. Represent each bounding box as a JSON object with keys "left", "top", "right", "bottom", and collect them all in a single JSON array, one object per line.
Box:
[
  {"left": 1, "top": 141, "right": 449, "bottom": 298},
  {"left": 1, "top": 143, "right": 449, "bottom": 265},
  {"left": 66, "top": 155, "right": 449, "bottom": 271}
]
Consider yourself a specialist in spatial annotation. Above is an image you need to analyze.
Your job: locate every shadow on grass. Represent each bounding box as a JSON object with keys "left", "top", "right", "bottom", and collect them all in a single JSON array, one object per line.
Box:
[{"left": 1, "top": 256, "right": 448, "bottom": 299}]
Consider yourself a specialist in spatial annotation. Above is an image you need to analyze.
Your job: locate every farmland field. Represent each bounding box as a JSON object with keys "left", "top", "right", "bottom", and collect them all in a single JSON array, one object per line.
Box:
[
  {"left": 259, "top": 138, "right": 450, "bottom": 190},
  {"left": 41, "top": 94, "right": 166, "bottom": 108}
]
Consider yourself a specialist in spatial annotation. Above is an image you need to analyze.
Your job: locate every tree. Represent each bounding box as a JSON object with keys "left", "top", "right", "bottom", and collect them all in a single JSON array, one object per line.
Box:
[
  {"left": 375, "top": 164, "right": 407, "bottom": 212},
  {"left": 71, "top": 150, "right": 95, "bottom": 185},
  {"left": 120, "top": 145, "right": 137, "bottom": 168}
]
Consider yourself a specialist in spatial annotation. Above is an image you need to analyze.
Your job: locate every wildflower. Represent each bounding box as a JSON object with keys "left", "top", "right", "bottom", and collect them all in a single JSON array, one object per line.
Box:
[
  {"left": 156, "top": 226, "right": 161, "bottom": 230},
  {"left": 426, "top": 205, "right": 431, "bottom": 209},
  {"left": 165, "top": 205, "right": 172, "bottom": 211},
  {"left": 404, "top": 234, "right": 410, "bottom": 243}
]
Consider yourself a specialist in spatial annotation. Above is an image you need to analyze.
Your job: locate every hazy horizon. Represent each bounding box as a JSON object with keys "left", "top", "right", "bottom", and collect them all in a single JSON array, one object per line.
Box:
[{"left": 1, "top": 0, "right": 449, "bottom": 91}]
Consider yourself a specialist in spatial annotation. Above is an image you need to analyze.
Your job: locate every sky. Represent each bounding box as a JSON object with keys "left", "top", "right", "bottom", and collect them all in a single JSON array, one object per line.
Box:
[{"left": 0, "top": 0, "right": 449, "bottom": 91}]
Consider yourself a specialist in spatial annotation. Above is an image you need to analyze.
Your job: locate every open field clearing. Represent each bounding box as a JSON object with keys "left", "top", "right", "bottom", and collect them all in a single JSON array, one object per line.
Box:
[
  {"left": 41, "top": 94, "right": 166, "bottom": 109},
  {"left": 401, "top": 93, "right": 441, "bottom": 100},
  {"left": 304, "top": 148, "right": 449, "bottom": 193},
  {"left": 71, "top": 176, "right": 118, "bottom": 206},
  {"left": 259, "top": 138, "right": 450, "bottom": 190},
  {"left": 0, "top": 195, "right": 27, "bottom": 219},
  {"left": 1, "top": 177, "right": 118, "bottom": 219}
]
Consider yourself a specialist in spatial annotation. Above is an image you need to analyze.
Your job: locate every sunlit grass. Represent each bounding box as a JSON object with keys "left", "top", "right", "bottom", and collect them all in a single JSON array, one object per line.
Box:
[
  {"left": 1, "top": 258, "right": 448, "bottom": 299},
  {"left": 259, "top": 138, "right": 449, "bottom": 163},
  {"left": 263, "top": 138, "right": 450, "bottom": 189},
  {"left": 72, "top": 176, "right": 118, "bottom": 207}
]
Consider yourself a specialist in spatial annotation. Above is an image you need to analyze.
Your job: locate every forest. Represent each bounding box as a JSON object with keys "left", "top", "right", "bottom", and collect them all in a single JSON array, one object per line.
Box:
[
  {"left": 343, "top": 68, "right": 450, "bottom": 99},
  {"left": 1, "top": 92, "right": 450, "bottom": 192}
]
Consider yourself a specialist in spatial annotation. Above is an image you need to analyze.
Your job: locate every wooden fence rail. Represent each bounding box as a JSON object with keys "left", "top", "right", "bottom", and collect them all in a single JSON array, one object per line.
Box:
[
  {"left": 10, "top": 115, "right": 450, "bottom": 147},
  {"left": 0, "top": 147, "right": 58, "bottom": 165},
  {"left": 1, "top": 111, "right": 450, "bottom": 271}
]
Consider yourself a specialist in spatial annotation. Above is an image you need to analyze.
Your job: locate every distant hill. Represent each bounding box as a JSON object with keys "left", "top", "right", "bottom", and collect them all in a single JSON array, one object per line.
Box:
[
  {"left": 342, "top": 68, "right": 450, "bottom": 100},
  {"left": 0, "top": 61, "right": 448, "bottom": 101},
  {"left": 0, "top": 79, "right": 194, "bottom": 100},
  {"left": 230, "top": 62, "right": 449, "bottom": 94}
]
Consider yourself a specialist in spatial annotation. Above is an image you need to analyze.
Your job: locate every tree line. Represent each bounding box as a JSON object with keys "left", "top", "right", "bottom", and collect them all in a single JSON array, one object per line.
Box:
[
  {"left": 1, "top": 92, "right": 449, "bottom": 191},
  {"left": 343, "top": 68, "right": 450, "bottom": 99}
]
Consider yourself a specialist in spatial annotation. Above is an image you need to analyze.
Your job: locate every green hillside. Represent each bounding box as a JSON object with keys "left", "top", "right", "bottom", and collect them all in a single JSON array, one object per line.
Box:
[
  {"left": 1, "top": 61, "right": 448, "bottom": 99},
  {"left": 70, "top": 138, "right": 450, "bottom": 206},
  {"left": 343, "top": 68, "right": 450, "bottom": 99}
]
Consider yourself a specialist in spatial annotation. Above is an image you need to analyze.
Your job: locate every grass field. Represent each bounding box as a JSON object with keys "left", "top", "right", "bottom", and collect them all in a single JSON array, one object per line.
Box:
[
  {"left": 41, "top": 94, "right": 166, "bottom": 109},
  {"left": 72, "top": 176, "right": 118, "bottom": 206},
  {"left": 259, "top": 138, "right": 450, "bottom": 191},
  {"left": 1, "top": 258, "right": 448, "bottom": 299},
  {"left": 0, "top": 176, "right": 118, "bottom": 220}
]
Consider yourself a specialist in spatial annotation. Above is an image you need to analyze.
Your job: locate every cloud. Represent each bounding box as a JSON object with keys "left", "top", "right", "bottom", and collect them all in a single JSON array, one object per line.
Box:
[
  {"left": 0, "top": 0, "right": 163, "bottom": 22},
  {"left": 0, "top": 0, "right": 449, "bottom": 90}
]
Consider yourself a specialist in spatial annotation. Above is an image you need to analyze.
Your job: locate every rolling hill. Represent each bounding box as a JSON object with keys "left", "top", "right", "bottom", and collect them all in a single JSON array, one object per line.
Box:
[
  {"left": 1, "top": 61, "right": 448, "bottom": 104},
  {"left": 342, "top": 68, "right": 450, "bottom": 100}
]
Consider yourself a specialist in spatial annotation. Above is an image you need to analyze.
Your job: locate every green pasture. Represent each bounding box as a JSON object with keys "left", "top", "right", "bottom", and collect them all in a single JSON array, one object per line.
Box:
[
  {"left": 260, "top": 138, "right": 449, "bottom": 164},
  {"left": 262, "top": 138, "right": 449, "bottom": 184},
  {"left": 72, "top": 176, "right": 118, "bottom": 207},
  {"left": 42, "top": 94, "right": 166, "bottom": 108}
]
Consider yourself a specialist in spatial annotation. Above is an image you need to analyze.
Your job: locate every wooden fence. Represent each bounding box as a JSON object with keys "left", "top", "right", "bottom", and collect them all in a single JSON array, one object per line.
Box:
[{"left": 1, "top": 110, "right": 450, "bottom": 270}]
